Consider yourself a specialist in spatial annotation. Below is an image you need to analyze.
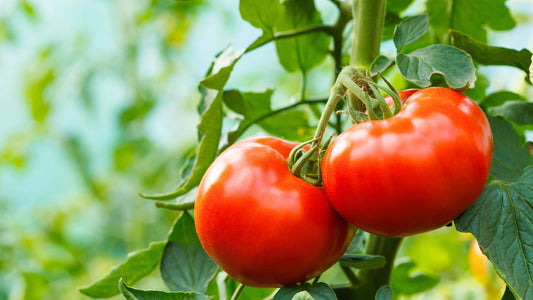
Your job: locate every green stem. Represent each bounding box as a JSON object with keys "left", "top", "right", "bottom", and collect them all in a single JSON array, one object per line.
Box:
[
  {"left": 245, "top": 25, "right": 333, "bottom": 53},
  {"left": 154, "top": 201, "right": 195, "bottom": 211},
  {"left": 230, "top": 283, "right": 245, "bottom": 300},
  {"left": 350, "top": 0, "right": 386, "bottom": 71},
  {"left": 356, "top": 235, "right": 402, "bottom": 298}
]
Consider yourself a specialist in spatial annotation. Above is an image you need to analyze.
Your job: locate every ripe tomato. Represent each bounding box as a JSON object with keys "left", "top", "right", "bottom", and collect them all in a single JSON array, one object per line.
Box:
[
  {"left": 322, "top": 87, "right": 493, "bottom": 237},
  {"left": 195, "top": 136, "right": 355, "bottom": 287}
]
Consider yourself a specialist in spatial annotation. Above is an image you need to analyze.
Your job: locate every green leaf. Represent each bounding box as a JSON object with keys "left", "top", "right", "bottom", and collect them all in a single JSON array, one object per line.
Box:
[
  {"left": 391, "top": 261, "right": 439, "bottom": 295},
  {"left": 487, "top": 116, "right": 533, "bottom": 182},
  {"left": 79, "top": 241, "right": 166, "bottom": 298},
  {"left": 369, "top": 55, "right": 395, "bottom": 76},
  {"left": 119, "top": 279, "right": 209, "bottom": 300},
  {"left": 160, "top": 212, "right": 218, "bottom": 293},
  {"left": 273, "top": 283, "right": 337, "bottom": 300},
  {"left": 451, "top": 30, "right": 532, "bottom": 75},
  {"left": 141, "top": 45, "right": 243, "bottom": 200},
  {"left": 396, "top": 44, "right": 476, "bottom": 89},
  {"left": 480, "top": 91, "right": 527, "bottom": 109},
  {"left": 24, "top": 66, "right": 54, "bottom": 123},
  {"left": 339, "top": 254, "right": 386, "bottom": 270},
  {"left": 387, "top": 0, "right": 415, "bottom": 14},
  {"left": 427, "top": 0, "right": 515, "bottom": 43},
  {"left": 222, "top": 90, "right": 314, "bottom": 144},
  {"left": 375, "top": 285, "right": 392, "bottom": 300},
  {"left": 488, "top": 102, "right": 533, "bottom": 126},
  {"left": 393, "top": 14, "right": 429, "bottom": 51},
  {"left": 274, "top": 0, "right": 330, "bottom": 74},
  {"left": 455, "top": 166, "right": 533, "bottom": 300},
  {"left": 530, "top": 55, "right": 533, "bottom": 83},
  {"left": 239, "top": 0, "right": 282, "bottom": 34},
  {"left": 292, "top": 291, "right": 314, "bottom": 300}
]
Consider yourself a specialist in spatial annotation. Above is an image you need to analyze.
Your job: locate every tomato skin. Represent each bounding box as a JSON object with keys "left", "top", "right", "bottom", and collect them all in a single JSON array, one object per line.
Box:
[
  {"left": 195, "top": 137, "right": 355, "bottom": 287},
  {"left": 322, "top": 87, "right": 493, "bottom": 237}
]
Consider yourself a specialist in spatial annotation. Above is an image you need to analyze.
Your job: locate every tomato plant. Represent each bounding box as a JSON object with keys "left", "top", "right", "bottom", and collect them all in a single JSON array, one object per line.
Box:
[
  {"left": 322, "top": 87, "right": 493, "bottom": 237},
  {"left": 195, "top": 137, "right": 355, "bottom": 287},
  {"left": 77, "top": 0, "right": 533, "bottom": 299}
]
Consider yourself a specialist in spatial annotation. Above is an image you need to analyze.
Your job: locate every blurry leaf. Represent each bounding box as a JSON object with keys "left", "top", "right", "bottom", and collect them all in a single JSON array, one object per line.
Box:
[
  {"left": 119, "top": 279, "right": 209, "bottom": 300},
  {"left": 339, "top": 254, "right": 386, "bottom": 270},
  {"left": 141, "top": 45, "right": 243, "bottom": 200},
  {"left": 345, "top": 230, "right": 367, "bottom": 254},
  {"left": 22, "top": 272, "right": 48, "bottom": 300},
  {"left": 160, "top": 212, "right": 218, "bottom": 293},
  {"left": 120, "top": 98, "right": 155, "bottom": 126},
  {"left": 223, "top": 90, "right": 314, "bottom": 144},
  {"left": 530, "top": 55, "right": 533, "bottom": 83},
  {"left": 455, "top": 166, "right": 533, "bottom": 300},
  {"left": 480, "top": 91, "right": 527, "bottom": 109},
  {"left": 21, "top": 1, "right": 38, "bottom": 20},
  {"left": 487, "top": 116, "right": 533, "bottom": 182},
  {"left": 273, "top": 283, "right": 337, "bottom": 300},
  {"left": 0, "top": 132, "right": 32, "bottom": 168},
  {"left": 396, "top": 44, "right": 476, "bottom": 89},
  {"left": 382, "top": 12, "right": 402, "bottom": 41},
  {"left": 375, "top": 285, "right": 392, "bottom": 300},
  {"left": 393, "top": 15, "right": 429, "bottom": 51},
  {"left": 24, "top": 66, "right": 55, "bottom": 123},
  {"left": 387, "top": 0, "right": 414, "bottom": 13},
  {"left": 426, "top": 0, "right": 515, "bottom": 43},
  {"left": 391, "top": 261, "right": 439, "bottom": 295},
  {"left": 451, "top": 30, "right": 532, "bottom": 75},
  {"left": 488, "top": 102, "right": 533, "bottom": 126},
  {"left": 79, "top": 242, "right": 166, "bottom": 298},
  {"left": 275, "top": 0, "right": 329, "bottom": 74},
  {"left": 369, "top": 55, "right": 394, "bottom": 76},
  {"left": 463, "top": 72, "right": 489, "bottom": 101}
]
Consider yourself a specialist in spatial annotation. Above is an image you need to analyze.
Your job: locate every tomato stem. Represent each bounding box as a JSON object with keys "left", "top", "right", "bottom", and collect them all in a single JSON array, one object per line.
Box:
[
  {"left": 350, "top": 0, "right": 386, "bottom": 71},
  {"left": 230, "top": 283, "right": 245, "bottom": 300}
]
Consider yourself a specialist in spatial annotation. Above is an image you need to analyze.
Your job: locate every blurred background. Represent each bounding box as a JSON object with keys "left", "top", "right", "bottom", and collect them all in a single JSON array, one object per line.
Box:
[{"left": 0, "top": 0, "right": 531, "bottom": 299}]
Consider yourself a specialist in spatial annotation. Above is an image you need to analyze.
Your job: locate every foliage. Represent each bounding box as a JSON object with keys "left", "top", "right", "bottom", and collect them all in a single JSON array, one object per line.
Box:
[{"left": 1, "top": 0, "right": 532, "bottom": 299}]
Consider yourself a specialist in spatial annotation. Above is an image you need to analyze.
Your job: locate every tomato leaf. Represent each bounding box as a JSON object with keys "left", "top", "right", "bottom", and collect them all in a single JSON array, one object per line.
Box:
[
  {"left": 273, "top": 283, "right": 337, "bottom": 300},
  {"left": 239, "top": 0, "right": 282, "bottom": 35},
  {"left": 487, "top": 116, "right": 533, "bottom": 182},
  {"left": 426, "top": 0, "right": 515, "bottom": 43},
  {"left": 78, "top": 241, "right": 166, "bottom": 298},
  {"left": 222, "top": 89, "right": 314, "bottom": 144},
  {"left": 369, "top": 55, "right": 395, "bottom": 76},
  {"left": 393, "top": 14, "right": 429, "bottom": 52},
  {"left": 160, "top": 212, "right": 218, "bottom": 293},
  {"left": 451, "top": 30, "right": 532, "bottom": 75},
  {"left": 396, "top": 44, "right": 476, "bottom": 89},
  {"left": 375, "top": 285, "right": 392, "bottom": 300},
  {"left": 391, "top": 261, "right": 439, "bottom": 295},
  {"left": 140, "top": 46, "right": 243, "bottom": 200},
  {"left": 488, "top": 102, "right": 533, "bottom": 126},
  {"left": 274, "top": 0, "right": 330, "bottom": 74},
  {"left": 480, "top": 91, "right": 527, "bottom": 109},
  {"left": 340, "top": 254, "right": 386, "bottom": 270},
  {"left": 455, "top": 166, "right": 533, "bottom": 300},
  {"left": 119, "top": 279, "right": 209, "bottom": 300}
]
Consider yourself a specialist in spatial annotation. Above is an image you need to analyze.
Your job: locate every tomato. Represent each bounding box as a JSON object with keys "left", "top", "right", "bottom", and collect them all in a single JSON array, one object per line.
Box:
[
  {"left": 322, "top": 87, "right": 493, "bottom": 237},
  {"left": 195, "top": 136, "right": 356, "bottom": 287}
]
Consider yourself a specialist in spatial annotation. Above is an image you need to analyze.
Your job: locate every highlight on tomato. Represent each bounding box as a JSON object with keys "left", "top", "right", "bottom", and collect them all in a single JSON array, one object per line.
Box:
[
  {"left": 195, "top": 136, "right": 356, "bottom": 288},
  {"left": 321, "top": 87, "right": 493, "bottom": 237}
]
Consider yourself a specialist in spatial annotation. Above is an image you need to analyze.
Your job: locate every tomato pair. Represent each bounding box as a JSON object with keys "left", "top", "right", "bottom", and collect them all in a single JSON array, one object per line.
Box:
[{"left": 195, "top": 87, "right": 493, "bottom": 287}]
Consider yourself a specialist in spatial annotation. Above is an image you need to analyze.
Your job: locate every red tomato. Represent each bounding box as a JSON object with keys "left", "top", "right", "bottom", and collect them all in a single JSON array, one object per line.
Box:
[
  {"left": 322, "top": 87, "right": 493, "bottom": 237},
  {"left": 195, "top": 136, "right": 356, "bottom": 287}
]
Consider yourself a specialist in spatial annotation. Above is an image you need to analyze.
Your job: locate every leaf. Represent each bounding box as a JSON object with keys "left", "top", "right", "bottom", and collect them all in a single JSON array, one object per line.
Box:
[
  {"left": 488, "top": 102, "right": 533, "bottom": 126},
  {"left": 160, "top": 212, "right": 218, "bottom": 293},
  {"left": 339, "top": 254, "right": 386, "bottom": 270},
  {"left": 396, "top": 44, "right": 476, "bottom": 89},
  {"left": 273, "top": 283, "right": 337, "bottom": 300},
  {"left": 426, "top": 0, "right": 515, "bottom": 43},
  {"left": 487, "top": 117, "right": 533, "bottom": 182},
  {"left": 451, "top": 30, "right": 532, "bottom": 75},
  {"left": 141, "top": 45, "right": 243, "bottom": 200},
  {"left": 274, "top": 0, "right": 330, "bottom": 74},
  {"left": 369, "top": 55, "right": 395, "bottom": 76},
  {"left": 119, "top": 279, "right": 209, "bottom": 300},
  {"left": 391, "top": 261, "right": 439, "bottom": 295},
  {"left": 480, "top": 91, "right": 527, "bottom": 109},
  {"left": 530, "top": 55, "right": 533, "bottom": 83},
  {"left": 375, "top": 285, "right": 392, "bottom": 300},
  {"left": 455, "top": 166, "right": 533, "bottom": 300},
  {"left": 79, "top": 241, "right": 166, "bottom": 298},
  {"left": 393, "top": 15, "right": 429, "bottom": 51},
  {"left": 222, "top": 90, "right": 314, "bottom": 144},
  {"left": 387, "top": 0, "right": 415, "bottom": 13},
  {"left": 239, "top": 0, "right": 282, "bottom": 34},
  {"left": 24, "top": 65, "right": 54, "bottom": 123}
]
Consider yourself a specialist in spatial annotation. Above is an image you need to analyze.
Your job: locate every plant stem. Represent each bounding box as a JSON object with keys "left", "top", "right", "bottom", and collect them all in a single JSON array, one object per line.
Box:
[
  {"left": 154, "top": 201, "right": 195, "bottom": 211},
  {"left": 356, "top": 235, "right": 402, "bottom": 298},
  {"left": 350, "top": 0, "right": 386, "bottom": 71},
  {"left": 230, "top": 283, "right": 245, "bottom": 300}
]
